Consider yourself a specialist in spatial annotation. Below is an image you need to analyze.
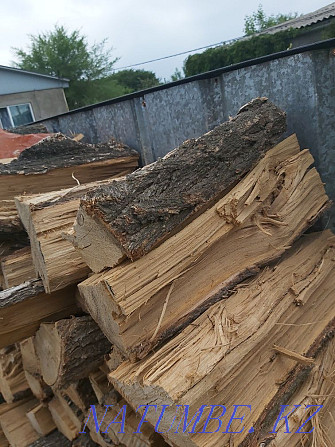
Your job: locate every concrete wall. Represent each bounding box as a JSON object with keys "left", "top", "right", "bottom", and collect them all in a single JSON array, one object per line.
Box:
[
  {"left": 39, "top": 42, "right": 335, "bottom": 230},
  {"left": 0, "top": 88, "right": 69, "bottom": 121}
]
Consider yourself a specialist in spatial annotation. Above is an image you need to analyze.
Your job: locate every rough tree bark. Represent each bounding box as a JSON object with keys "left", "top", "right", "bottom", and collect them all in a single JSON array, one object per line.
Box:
[
  {"left": 34, "top": 316, "right": 111, "bottom": 389},
  {"left": 71, "top": 97, "right": 286, "bottom": 271}
]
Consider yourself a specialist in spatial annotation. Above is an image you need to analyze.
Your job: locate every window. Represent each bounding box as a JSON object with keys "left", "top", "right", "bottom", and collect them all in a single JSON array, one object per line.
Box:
[{"left": 0, "top": 103, "right": 35, "bottom": 129}]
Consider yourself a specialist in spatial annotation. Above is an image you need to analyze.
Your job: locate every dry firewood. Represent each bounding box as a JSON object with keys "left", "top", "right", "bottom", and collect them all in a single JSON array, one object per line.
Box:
[
  {"left": 0, "top": 280, "right": 78, "bottom": 348},
  {"left": 15, "top": 178, "right": 131, "bottom": 294},
  {"left": 0, "top": 134, "right": 138, "bottom": 233},
  {"left": 35, "top": 316, "right": 111, "bottom": 389},
  {"left": 70, "top": 97, "right": 286, "bottom": 272},
  {"left": 110, "top": 231, "right": 335, "bottom": 447},
  {"left": 26, "top": 403, "right": 56, "bottom": 436},
  {"left": 79, "top": 139, "right": 329, "bottom": 360},
  {"left": 0, "top": 345, "right": 31, "bottom": 403},
  {"left": 1, "top": 247, "right": 36, "bottom": 289},
  {"left": 0, "top": 398, "right": 40, "bottom": 446}
]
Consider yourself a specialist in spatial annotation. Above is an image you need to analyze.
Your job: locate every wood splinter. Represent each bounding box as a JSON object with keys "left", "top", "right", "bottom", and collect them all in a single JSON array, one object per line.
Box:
[{"left": 273, "top": 344, "right": 315, "bottom": 365}]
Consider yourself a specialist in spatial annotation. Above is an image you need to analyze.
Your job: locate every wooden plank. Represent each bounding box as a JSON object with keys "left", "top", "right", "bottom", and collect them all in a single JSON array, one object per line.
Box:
[
  {"left": 71, "top": 97, "right": 286, "bottom": 271},
  {"left": 78, "top": 143, "right": 329, "bottom": 360}
]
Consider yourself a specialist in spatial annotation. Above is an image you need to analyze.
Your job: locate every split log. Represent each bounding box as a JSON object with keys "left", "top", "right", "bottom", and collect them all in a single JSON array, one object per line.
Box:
[
  {"left": 26, "top": 403, "right": 56, "bottom": 436},
  {"left": 0, "top": 280, "right": 78, "bottom": 348},
  {"left": 78, "top": 139, "right": 329, "bottom": 360},
  {"left": 0, "top": 345, "right": 31, "bottom": 403},
  {"left": 88, "top": 370, "right": 118, "bottom": 406},
  {"left": 1, "top": 247, "right": 36, "bottom": 289},
  {"left": 20, "top": 338, "right": 52, "bottom": 401},
  {"left": 16, "top": 179, "right": 130, "bottom": 293},
  {"left": 48, "top": 395, "right": 82, "bottom": 441},
  {"left": 268, "top": 337, "right": 335, "bottom": 446},
  {"left": 60, "top": 378, "right": 98, "bottom": 414},
  {"left": 0, "top": 398, "right": 40, "bottom": 447},
  {"left": 72, "top": 433, "right": 100, "bottom": 447},
  {"left": 0, "top": 133, "right": 138, "bottom": 233},
  {"left": 34, "top": 316, "right": 111, "bottom": 389},
  {"left": 110, "top": 231, "right": 335, "bottom": 447},
  {"left": 27, "top": 430, "right": 71, "bottom": 447},
  {"left": 70, "top": 97, "right": 286, "bottom": 271}
]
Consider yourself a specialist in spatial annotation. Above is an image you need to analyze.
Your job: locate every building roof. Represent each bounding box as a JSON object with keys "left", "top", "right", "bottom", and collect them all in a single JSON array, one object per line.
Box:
[
  {"left": 0, "top": 65, "right": 69, "bottom": 96},
  {"left": 0, "top": 65, "right": 69, "bottom": 82},
  {"left": 259, "top": 2, "right": 335, "bottom": 35}
]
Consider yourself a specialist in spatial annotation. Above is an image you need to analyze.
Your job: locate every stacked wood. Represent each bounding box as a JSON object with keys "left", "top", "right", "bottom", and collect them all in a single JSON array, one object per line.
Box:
[
  {"left": 1, "top": 98, "right": 334, "bottom": 447},
  {"left": 70, "top": 97, "right": 286, "bottom": 272},
  {"left": 1, "top": 247, "right": 36, "bottom": 288},
  {"left": 78, "top": 135, "right": 328, "bottom": 360},
  {"left": 0, "top": 281, "right": 78, "bottom": 348},
  {"left": 110, "top": 231, "right": 335, "bottom": 447},
  {"left": 0, "top": 133, "right": 138, "bottom": 233},
  {"left": 15, "top": 179, "right": 129, "bottom": 293},
  {"left": 34, "top": 316, "right": 111, "bottom": 389}
]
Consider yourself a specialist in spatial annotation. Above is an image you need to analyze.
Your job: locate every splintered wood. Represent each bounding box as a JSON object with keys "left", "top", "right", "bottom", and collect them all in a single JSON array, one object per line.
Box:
[
  {"left": 78, "top": 135, "right": 329, "bottom": 360},
  {"left": 0, "top": 98, "right": 334, "bottom": 447}
]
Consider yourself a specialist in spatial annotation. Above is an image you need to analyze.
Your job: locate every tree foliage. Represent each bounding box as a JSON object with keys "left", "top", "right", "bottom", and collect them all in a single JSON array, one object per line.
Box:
[
  {"left": 13, "top": 25, "right": 124, "bottom": 109},
  {"left": 244, "top": 4, "right": 299, "bottom": 36},
  {"left": 183, "top": 29, "right": 299, "bottom": 77},
  {"left": 111, "top": 69, "right": 160, "bottom": 91}
]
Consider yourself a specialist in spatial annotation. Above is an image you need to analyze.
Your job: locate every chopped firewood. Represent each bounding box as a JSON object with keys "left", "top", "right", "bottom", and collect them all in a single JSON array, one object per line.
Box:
[
  {"left": 110, "top": 231, "right": 335, "bottom": 447},
  {"left": 0, "top": 398, "right": 40, "bottom": 447},
  {"left": 79, "top": 140, "right": 329, "bottom": 360},
  {"left": 0, "top": 280, "right": 78, "bottom": 348},
  {"left": 0, "top": 345, "right": 31, "bottom": 403},
  {"left": 34, "top": 316, "right": 111, "bottom": 389},
  {"left": 70, "top": 97, "right": 286, "bottom": 272},
  {"left": 1, "top": 247, "right": 36, "bottom": 289},
  {"left": 0, "top": 133, "right": 138, "bottom": 233},
  {"left": 15, "top": 178, "right": 131, "bottom": 293},
  {"left": 26, "top": 403, "right": 56, "bottom": 436}
]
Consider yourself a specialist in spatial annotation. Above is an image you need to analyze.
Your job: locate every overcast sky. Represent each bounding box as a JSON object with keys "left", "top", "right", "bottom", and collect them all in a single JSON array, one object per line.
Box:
[{"left": 0, "top": 0, "right": 331, "bottom": 80}]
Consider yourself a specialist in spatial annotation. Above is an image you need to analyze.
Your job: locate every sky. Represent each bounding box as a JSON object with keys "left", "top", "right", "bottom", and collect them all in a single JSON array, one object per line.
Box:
[{"left": 0, "top": 0, "right": 331, "bottom": 80}]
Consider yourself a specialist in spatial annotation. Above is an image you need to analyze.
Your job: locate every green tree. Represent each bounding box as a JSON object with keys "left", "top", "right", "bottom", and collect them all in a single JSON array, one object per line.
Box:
[
  {"left": 13, "top": 25, "right": 124, "bottom": 109},
  {"left": 171, "top": 68, "right": 183, "bottom": 81},
  {"left": 244, "top": 4, "right": 298, "bottom": 35},
  {"left": 111, "top": 69, "right": 160, "bottom": 91}
]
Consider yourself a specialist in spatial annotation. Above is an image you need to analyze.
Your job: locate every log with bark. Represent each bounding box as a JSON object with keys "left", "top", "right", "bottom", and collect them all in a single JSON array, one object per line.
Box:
[
  {"left": 27, "top": 430, "right": 71, "bottom": 447},
  {"left": 78, "top": 137, "right": 329, "bottom": 360},
  {"left": 110, "top": 231, "right": 335, "bottom": 447},
  {"left": 1, "top": 247, "right": 36, "bottom": 289},
  {"left": 15, "top": 179, "right": 130, "bottom": 294},
  {"left": 34, "top": 316, "right": 111, "bottom": 389},
  {"left": 0, "top": 280, "right": 78, "bottom": 348},
  {"left": 0, "top": 133, "right": 138, "bottom": 233},
  {"left": 70, "top": 97, "right": 286, "bottom": 272}
]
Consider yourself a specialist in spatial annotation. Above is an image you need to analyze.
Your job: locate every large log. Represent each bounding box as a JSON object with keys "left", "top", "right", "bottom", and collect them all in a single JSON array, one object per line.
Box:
[
  {"left": 34, "top": 316, "right": 111, "bottom": 389},
  {"left": 110, "top": 231, "right": 335, "bottom": 447},
  {"left": 70, "top": 97, "right": 286, "bottom": 272},
  {"left": 1, "top": 247, "right": 36, "bottom": 289},
  {"left": 0, "top": 133, "right": 138, "bottom": 233},
  {"left": 78, "top": 139, "right": 329, "bottom": 360},
  {"left": 0, "top": 280, "right": 78, "bottom": 348},
  {"left": 16, "top": 179, "right": 129, "bottom": 293}
]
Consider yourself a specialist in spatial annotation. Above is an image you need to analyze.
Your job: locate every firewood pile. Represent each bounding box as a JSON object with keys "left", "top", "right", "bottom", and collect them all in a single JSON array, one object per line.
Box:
[{"left": 0, "top": 98, "right": 334, "bottom": 447}]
